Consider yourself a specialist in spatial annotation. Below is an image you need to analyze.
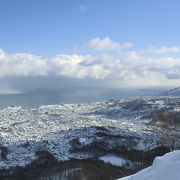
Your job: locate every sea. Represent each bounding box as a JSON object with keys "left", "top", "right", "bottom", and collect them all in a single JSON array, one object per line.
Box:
[{"left": 0, "top": 88, "right": 163, "bottom": 109}]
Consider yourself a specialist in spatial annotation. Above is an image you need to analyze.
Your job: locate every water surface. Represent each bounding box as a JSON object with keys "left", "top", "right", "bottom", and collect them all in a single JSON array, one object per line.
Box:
[{"left": 0, "top": 88, "right": 163, "bottom": 109}]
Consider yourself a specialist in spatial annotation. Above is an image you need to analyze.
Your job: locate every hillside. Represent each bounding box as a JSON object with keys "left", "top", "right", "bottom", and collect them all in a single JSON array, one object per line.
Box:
[
  {"left": 119, "top": 150, "right": 180, "bottom": 180},
  {"left": 161, "top": 87, "right": 180, "bottom": 96}
]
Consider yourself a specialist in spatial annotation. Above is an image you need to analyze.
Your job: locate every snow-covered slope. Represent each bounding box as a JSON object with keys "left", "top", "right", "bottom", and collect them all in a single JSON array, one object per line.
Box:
[
  {"left": 161, "top": 87, "right": 180, "bottom": 96},
  {"left": 0, "top": 96, "right": 179, "bottom": 177},
  {"left": 119, "top": 150, "right": 180, "bottom": 180}
]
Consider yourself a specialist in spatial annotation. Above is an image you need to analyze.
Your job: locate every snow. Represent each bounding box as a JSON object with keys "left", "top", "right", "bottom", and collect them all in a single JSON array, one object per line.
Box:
[
  {"left": 79, "top": 137, "right": 92, "bottom": 145},
  {"left": 0, "top": 97, "right": 179, "bottom": 169},
  {"left": 99, "top": 155, "right": 125, "bottom": 167},
  {"left": 118, "top": 150, "right": 180, "bottom": 180}
]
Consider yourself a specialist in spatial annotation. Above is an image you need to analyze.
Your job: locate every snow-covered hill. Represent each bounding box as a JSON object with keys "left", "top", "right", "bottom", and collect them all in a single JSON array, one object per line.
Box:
[
  {"left": 118, "top": 150, "right": 180, "bottom": 180},
  {"left": 0, "top": 96, "right": 179, "bottom": 178},
  {"left": 161, "top": 87, "right": 180, "bottom": 96}
]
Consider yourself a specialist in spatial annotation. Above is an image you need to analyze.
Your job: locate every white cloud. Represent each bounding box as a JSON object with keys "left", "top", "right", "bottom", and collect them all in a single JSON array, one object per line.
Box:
[
  {"left": 87, "top": 37, "right": 120, "bottom": 51},
  {"left": 0, "top": 49, "right": 6, "bottom": 60},
  {"left": 157, "top": 46, "right": 180, "bottom": 53},
  {"left": 50, "top": 54, "right": 110, "bottom": 79},
  {"left": 0, "top": 50, "right": 48, "bottom": 77},
  {"left": 0, "top": 39, "right": 180, "bottom": 90},
  {"left": 145, "top": 46, "right": 180, "bottom": 54},
  {"left": 86, "top": 37, "right": 133, "bottom": 52}
]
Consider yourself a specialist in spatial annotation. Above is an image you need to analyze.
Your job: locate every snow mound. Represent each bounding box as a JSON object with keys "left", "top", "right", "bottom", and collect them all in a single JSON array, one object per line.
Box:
[
  {"left": 99, "top": 155, "right": 125, "bottom": 167},
  {"left": 118, "top": 150, "right": 180, "bottom": 180}
]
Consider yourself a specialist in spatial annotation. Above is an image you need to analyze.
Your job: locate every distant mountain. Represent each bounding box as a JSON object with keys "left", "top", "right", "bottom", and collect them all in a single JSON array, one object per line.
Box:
[{"left": 160, "top": 87, "right": 180, "bottom": 96}]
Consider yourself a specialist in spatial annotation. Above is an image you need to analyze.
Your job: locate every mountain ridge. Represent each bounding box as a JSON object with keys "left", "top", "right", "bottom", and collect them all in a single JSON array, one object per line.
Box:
[{"left": 160, "top": 87, "right": 180, "bottom": 96}]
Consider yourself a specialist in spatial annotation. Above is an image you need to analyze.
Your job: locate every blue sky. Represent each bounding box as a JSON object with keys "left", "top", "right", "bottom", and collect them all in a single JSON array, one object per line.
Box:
[
  {"left": 0, "top": 0, "right": 180, "bottom": 94},
  {"left": 0, "top": 0, "right": 180, "bottom": 55}
]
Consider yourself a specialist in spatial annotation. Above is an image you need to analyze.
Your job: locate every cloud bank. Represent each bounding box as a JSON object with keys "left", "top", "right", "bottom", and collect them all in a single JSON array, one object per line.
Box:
[{"left": 0, "top": 37, "right": 180, "bottom": 94}]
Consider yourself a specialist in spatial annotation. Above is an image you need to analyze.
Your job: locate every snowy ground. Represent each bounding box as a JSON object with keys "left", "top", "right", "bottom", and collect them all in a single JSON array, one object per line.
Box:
[
  {"left": 99, "top": 155, "right": 125, "bottom": 167},
  {"left": 118, "top": 150, "right": 180, "bottom": 180}
]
